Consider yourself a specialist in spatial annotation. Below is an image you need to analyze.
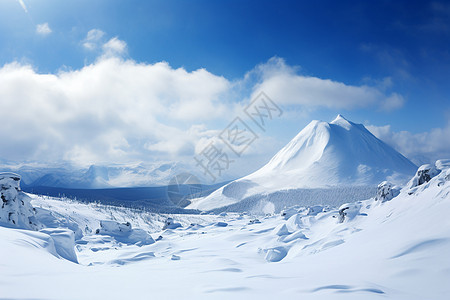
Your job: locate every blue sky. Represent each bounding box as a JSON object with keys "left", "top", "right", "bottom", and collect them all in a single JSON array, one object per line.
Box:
[{"left": 0, "top": 0, "right": 449, "bottom": 177}]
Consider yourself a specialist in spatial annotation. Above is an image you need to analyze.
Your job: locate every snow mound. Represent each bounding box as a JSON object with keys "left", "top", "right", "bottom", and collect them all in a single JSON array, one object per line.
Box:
[
  {"left": 0, "top": 226, "right": 78, "bottom": 264},
  {"left": 40, "top": 228, "right": 78, "bottom": 263},
  {"left": 190, "top": 115, "right": 417, "bottom": 211},
  {"left": 162, "top": 217, "right": 182, "bottom": 230},
  {"left": 96, "top": 220, "right": 155, "bottom": 245},
  {"left": 0, "top": 173, "right": 39, "bottom": 230}
]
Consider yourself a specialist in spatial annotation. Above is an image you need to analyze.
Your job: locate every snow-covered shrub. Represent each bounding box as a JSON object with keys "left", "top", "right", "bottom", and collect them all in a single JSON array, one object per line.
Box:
[
  {"left": 375, "top": 181, "right": 400, "bottom": 203},
  {"left": 248, "top": 218, "right": 261, "bottom": 224},
  {"left": 0, "top": 173, "right": 39, "bottom": 230}
]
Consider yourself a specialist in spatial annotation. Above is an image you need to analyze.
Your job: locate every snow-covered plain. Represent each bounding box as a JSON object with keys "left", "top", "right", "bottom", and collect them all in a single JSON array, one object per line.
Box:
[{"left": 1, "top": 160, "right": 450, "bottom": 299}]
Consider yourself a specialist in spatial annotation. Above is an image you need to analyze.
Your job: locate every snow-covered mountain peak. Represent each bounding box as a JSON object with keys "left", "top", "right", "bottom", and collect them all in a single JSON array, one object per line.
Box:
[
  {"left": 330, "top": 113, "right": 353, "bottom": 129},
  {"left": 251, "top": 115, "right": 417, "bottom": 186},
  {"left": 189, "top": 115, "right": 418, "bottom": 211},
  {"left": 262, "top": 119, "right": 330, "bottom": 172}
]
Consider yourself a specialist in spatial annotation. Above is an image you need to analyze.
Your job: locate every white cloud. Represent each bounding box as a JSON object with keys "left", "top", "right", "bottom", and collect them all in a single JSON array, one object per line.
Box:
[
  {"left": 82, "top": 29, "right": 106, "bottom": 50},
  {"left": 367, "top": 122, "right": 450, "bottom": 165},
  {"left": 83, "top": 30, "right": 128, "bottom": 58},
  {"left": 102, "top": 37, "right": 127, "bottom": 57},
  {"left": 249, "top": 57, "right": 405, "bottom": 112},
  {"left": 0, "top": 58, "right": 230, "bottom": 166},
  {"left": 36, "top": 23, "right": 52, "bottom": 36}
]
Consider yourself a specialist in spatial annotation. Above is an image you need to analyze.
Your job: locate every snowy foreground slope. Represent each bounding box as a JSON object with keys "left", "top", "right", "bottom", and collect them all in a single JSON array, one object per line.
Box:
[
  {"left": 1, "top": 161, "right": 450, "bottom": 299},
  {"left": 189, "top": 115, "right": 417, "bottom": 211}
]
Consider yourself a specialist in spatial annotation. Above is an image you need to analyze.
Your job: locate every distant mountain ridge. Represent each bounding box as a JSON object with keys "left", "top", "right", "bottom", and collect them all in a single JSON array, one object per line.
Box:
[{"left": 0, "top": 162, "right": 210, "bottom": 189}]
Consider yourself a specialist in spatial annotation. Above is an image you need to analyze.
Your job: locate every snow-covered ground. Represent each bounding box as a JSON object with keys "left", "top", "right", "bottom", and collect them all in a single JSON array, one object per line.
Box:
[{"left": 1, "top": 160, "right": 450, "bottom": 299}]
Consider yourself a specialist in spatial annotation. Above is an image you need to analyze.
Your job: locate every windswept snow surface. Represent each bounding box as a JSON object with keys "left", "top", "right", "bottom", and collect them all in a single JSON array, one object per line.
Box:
[
  {"left": 189, "top": 115, "right": 417, "bottom": 211},
  {"left": 1, "top": 160, "right": 450, "bottom": 299}
]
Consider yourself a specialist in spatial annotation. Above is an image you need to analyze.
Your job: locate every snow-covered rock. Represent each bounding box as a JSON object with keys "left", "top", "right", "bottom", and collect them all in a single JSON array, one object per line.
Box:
[
  {"left": 0, "top": 173, "right": 39, "bottom": 230},
  {"left": 337, "top": 202, "right": 364, "bottom": 223},
  {"left": 406, "top": 163, "right": 441, "bottom": 190}
]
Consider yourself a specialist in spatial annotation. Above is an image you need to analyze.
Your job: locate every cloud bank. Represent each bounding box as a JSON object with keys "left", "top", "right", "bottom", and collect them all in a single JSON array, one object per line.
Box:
[
  {"left": 0, "top": 58, "right": 229, "bottom": 166},
  {"left": 250, "top": 58, "right": 404, "bottom": 112},
  {"left": 367, "top": 121, "right": 450, "bottom": 165},
  {"left": 0, "top": 36, "right": 414, "bottom": 167}
]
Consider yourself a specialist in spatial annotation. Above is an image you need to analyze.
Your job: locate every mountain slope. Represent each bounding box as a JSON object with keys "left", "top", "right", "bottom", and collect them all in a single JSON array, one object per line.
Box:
[{"left": 189, "top": 115, "right": 417, "bottom": 211}]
